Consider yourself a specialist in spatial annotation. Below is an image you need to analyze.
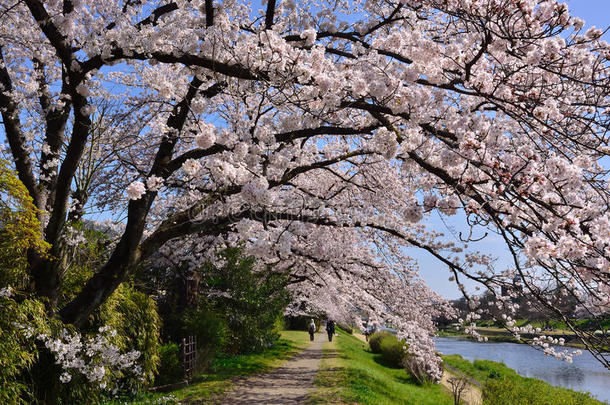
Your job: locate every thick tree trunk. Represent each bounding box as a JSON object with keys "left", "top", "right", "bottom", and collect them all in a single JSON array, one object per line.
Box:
[
  {"left": 29, "top": 258, "right": 60, "bottom": 310},
  {"left": 28, "top": 242, "right": 68, "bottom": 311}
]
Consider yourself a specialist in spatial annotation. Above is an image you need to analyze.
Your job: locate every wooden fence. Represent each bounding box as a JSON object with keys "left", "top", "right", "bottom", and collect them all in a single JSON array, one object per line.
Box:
[{"left": 182, "top": 335, "right": 197, "bottom": 380}]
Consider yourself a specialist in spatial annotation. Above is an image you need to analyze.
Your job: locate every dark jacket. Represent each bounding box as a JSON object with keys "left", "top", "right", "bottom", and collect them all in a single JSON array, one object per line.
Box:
[{"left": 326, "top": 321, "right": 335, "bottom": 333}]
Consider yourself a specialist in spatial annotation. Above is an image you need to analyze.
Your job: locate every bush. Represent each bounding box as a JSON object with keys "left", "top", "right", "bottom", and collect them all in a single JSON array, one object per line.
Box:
[
  {"left": 182, "top": 308, "right": 229, "bottom": 370},
  {"left": 155, "top": 344, "right": 183, "bottom": 386},
  {"left": 285, "top": 316, "right": 320, "bottom": 332},
  {"left": 57, "top": 224, "right": 161, "bottom": 396},
  {"left": 473, "top": 359, "right": 508, "bottom": 380},
  {"left": 200, "top": 247, "right": 291, "bottom": 354},
  {"left": 284, "top": 316, "right": 310, "bottom": 330},
  {"left": 0, "top": 294, "right": 54, "bottom": 404},
  {"left": 368, "top": 330, "right": 393, "bottom": 353},
  {"left": 379, "top": 336, "right": 407, "bottom": 368},
  {"left": 0, "top": 159, "right": 49, "bottom": 289},
  {"left": 99, "top": 284, "right": 161, "bottom": 390}
]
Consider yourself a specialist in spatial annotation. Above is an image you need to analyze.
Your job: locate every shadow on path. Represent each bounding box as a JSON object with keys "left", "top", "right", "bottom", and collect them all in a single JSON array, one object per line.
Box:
[{"left": 220, "top": 337, "right": 332, "bottom": 404}]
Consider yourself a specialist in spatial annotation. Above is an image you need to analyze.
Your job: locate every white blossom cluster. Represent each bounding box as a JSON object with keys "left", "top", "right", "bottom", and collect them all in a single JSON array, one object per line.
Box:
[
  {"left": 0, "top": 286, "right": 12, "bottom": 298},
  {"left": 36, "top": 326, "right": 141, "bottom": 388},
  {"left": 531, "top": 336, "right": 582, "bottom": 364},
  {"left": 62, "top": 225, "right": 87, "bottom": 247}
]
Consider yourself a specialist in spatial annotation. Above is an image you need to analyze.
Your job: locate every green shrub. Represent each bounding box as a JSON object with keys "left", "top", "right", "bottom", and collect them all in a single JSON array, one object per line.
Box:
[
  {"left": 379, "top": 335, "right": 407, "bottom": 368},
  {"left": 182, "top": 308, "right": 229, "bottom": 370},
  {"left": 155, "top": 344, "right": 183, "bottom": 386},
  {"left": 284, "top": 316, "right": 309, "bottom": 330},
  {"left": 0, "top": 294, "right": 55, "bottom": 405},
  {"left": 99, "top": 284, "right": 161, "bottom": 390},
  {"left": 200, "top": 247, "right": 291, "bottom": 354},
  {"left": 0, "top": 159, "right": 50, "bottom": 289},
  {"left": 285, "top": 316, "right": 321, "bottom": 332},
  {"left": 368, "top": 330, "right": 393, "bottom": 353}
]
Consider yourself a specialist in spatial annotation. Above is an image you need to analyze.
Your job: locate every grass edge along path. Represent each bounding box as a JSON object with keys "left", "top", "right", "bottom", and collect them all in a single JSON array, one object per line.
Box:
[{"left": 309, "top": 329, "right": 454, "bottom": 405}]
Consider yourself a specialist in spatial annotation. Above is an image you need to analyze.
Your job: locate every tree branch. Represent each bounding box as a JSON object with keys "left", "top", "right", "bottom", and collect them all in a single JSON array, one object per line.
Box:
[
  {"left": 264, "top": 0, "right": 276, "bottom": 30},
  {"left": 205, "top": 0, "right": 214, "bottom": 27},
  {"left": 0, "top": 47, "right": 39, "bottom": 205},
  {"left": 59, "top": 76, "right": 210, "bottom": 325}
]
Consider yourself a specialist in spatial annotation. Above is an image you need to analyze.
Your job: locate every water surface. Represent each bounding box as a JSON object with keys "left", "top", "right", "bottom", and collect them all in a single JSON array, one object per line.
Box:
[{"left": 435, "top": 337, "right": 610, "bottom": 403}]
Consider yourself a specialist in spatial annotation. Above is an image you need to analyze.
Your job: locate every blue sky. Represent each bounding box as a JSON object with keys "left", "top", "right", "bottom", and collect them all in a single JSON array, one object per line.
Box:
[
  {"left": 416, "top": 0, "right": 610, "bottom": 299},
  {"left": 567, "top": 0, "right": 610, "bottom": 32}
]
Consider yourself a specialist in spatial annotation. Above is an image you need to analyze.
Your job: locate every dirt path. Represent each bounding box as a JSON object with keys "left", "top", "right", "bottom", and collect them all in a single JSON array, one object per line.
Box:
[
  {"left": 353, "top": 332, "right": 367, "bottom": 343},
  {"left": 220, "top": 337, "right": 323, "bottom": 404}
]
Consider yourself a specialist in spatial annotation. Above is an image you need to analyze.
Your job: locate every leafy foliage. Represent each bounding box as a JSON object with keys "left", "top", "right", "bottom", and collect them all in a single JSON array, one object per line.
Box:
[
  {"left": 58, "top": 223, "right": 110, "bottom": 308},
  {"left": 182, "top": 307, "right": 229, "bottom": 371},
  {"left": 368, "top": 331, "right": 394, "bottom": 354},
  {"left": 155, "top": 344, "right": 183, "bottom": 387},
  {"left": 379, "top": 335, "right": 407, "bottom": 369},
  {"left": 198, "top": 247, "right": 291, "bottom": 354},
  {"left": 0, "top": 159, "right": 49, "bottom": 288},
  {"left": 0, "top": 295, "right": 54, "bottom": 405},
  {"left": 99, "top": 284, "right": 161, "bottom": 389},
  {"left": 0, "top": 159, "right": 56, "bottom": 404}
]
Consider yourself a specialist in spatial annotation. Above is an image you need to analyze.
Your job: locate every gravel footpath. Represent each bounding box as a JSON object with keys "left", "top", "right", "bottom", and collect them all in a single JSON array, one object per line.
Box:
[{"left": 220, "top": 338, "right": 323, "bottom": 404}]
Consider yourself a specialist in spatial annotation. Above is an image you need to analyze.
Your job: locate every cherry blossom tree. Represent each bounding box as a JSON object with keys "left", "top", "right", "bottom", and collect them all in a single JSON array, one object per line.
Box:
[{"left": 1, "top": 0, "right": 609, "bottom": 378}]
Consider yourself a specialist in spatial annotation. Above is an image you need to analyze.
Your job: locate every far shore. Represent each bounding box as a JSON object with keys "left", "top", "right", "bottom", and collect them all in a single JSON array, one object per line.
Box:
[{"left": 437, "top": 326, "right": 608, "bottom": 351}]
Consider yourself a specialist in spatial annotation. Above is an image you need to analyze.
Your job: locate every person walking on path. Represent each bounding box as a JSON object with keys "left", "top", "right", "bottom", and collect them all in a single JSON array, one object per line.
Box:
[
  {"left": 326, "top": 319, "right": 335, "bottom": 342},
  {"left": 308, "top": 319, "right": 316, "bottom": 341}
]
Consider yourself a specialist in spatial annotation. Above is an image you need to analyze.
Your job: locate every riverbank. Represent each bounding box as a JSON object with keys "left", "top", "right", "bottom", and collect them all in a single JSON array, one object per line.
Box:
[
  {"left": 443, "top": 354, "right": 606, "bottom": 405},
  {"left": 436, "top": 337, "right": 610, "bottom": 403}
]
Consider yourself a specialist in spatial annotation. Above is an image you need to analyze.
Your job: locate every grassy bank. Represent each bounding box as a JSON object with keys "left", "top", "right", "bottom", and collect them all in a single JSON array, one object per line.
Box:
[
  {"left": 310, "top": 329, "right": 453, "bottom": 404},
  {"left": 105, "top": 330, "right": 310, "bottom": 404},
  {"left": 442, "top": 354, "right": 605, "bottom": 405}
]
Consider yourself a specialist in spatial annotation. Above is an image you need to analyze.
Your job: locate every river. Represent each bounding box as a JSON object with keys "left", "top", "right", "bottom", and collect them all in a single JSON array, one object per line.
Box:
[{"left": 435, "top": 337, "right": 610, "bottom": 403}]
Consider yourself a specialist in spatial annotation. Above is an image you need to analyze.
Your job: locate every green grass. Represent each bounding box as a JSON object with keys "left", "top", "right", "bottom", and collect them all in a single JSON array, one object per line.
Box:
[
  {"left": 442, "top": 354, "right": 606, "bottom": 405},
  {"left": 442, "top": 354, "right": 509, "bottom": 382},
  {"left": 104, "top": 330, "right": 310, "bottom": 404},
  {"left": 310, "top": 329, "right": 453, "bottom": 405}
]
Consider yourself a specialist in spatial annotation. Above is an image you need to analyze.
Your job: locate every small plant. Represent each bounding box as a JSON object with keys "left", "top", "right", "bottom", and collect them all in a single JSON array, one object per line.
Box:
[{"left": 448, "top": 376, "right": 468, "bottom": 405}]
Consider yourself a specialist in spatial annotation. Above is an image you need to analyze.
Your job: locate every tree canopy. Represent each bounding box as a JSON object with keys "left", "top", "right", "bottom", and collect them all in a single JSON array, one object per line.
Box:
[{"left": 0, "top": 0, "right": 609, "bottom": 378}]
